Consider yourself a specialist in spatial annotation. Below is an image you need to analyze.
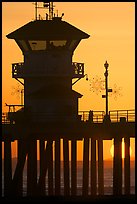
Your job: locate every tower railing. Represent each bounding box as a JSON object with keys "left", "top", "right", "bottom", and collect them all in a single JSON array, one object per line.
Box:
[
  {"left": 12, "top": 62, "right": 84, "bottom": 78},
  {"left": 72, "top": 62, "right": 84, "bottom": 78},
  {"left": 12, "top": 63, "right": 24, "bottom": 78}
]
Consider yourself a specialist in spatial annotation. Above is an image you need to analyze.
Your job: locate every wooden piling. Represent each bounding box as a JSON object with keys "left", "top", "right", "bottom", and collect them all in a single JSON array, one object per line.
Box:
[
  {"left": 63, "top": 138, "right": 70, "bottom": 196},
  {"left": 16, "top": 140, "right": 23, "bottom": 196},
  {"left": 48, "top": 140, "right": 53, "bottom": 195},
  {"left": 39, "top": 140, "right": 46, "bottom": 195},
  {"left": 12, "top": 139, "right": 28, "bottom": 196},
  {"left": 55, "top": 138, "right": 61, "bottom": 195},
  {"left": 82, "top": 138, "right": 89, "bottom": 196},
  {"left": 38, "top": 140, "right": 53, "bottom": 195},
  {"left": 4, "top": 139, "right": 12, "bottom": 196},
  {"left": 97, "top": 139, "right": 104, "bottom": 195},
  {"left": 113, "top": 136, "right": 122, "bottom": 195},
  {"left": 124, "top": 137, "right": 130, "bottom": 195},
  {"left": 91, "top": 138, "right": 97, "bottom": 195},
  {"left": 71, "top": 139, "right": 77, "bottom": 196},
  {"left": 27, "top": 139, "right": 37, "bottom": 196}
]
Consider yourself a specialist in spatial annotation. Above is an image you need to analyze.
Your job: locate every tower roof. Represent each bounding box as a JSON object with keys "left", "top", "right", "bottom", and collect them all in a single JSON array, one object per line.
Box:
[{"left": 6, "top": 18, "right": 90, "bottom": 40}]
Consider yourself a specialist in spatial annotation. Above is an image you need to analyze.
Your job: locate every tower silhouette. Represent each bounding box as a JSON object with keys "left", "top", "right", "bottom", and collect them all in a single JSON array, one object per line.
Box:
[{"left": 7, "top": 16, "right": 89, "bottom": 123}]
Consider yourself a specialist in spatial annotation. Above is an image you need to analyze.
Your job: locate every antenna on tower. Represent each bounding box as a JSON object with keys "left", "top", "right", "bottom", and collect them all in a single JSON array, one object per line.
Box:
[
  {"left": 35, "top": 2, "right": 38, "bottom": 20},
  {"left": 43, "top": 2, "right": 54, "bottom": 20},
  {"left": 33, "top": 2, "right": 54, "bottom": 21}
]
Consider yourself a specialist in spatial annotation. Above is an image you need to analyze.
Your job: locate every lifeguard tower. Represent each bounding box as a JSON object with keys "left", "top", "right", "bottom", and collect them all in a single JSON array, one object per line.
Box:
[{"left": 6, "top": 2, "right": 89, "bottom": 123}]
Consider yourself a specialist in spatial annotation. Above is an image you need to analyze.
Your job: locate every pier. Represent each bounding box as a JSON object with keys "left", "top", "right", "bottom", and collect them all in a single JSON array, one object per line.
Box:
[{"left": 2, "top": 109, "right": 135, "bottom": 197}]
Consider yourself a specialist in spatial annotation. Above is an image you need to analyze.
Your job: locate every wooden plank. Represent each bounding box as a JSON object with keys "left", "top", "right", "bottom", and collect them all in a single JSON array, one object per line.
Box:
[
  {"left": 63, "top": 138, "right": 70, "bottom": 196},
  {"left": 113, "top": 136, "right": 122, "bottom": 195},
  {"left": 91, "top": 138, "right": 97, "bottom": 195},
  {"left": 82, "top": 137, "right": 89, "bottom": 196},
  {"left": 124, "top": 137, "right": 130, "bottom": 195},
  {"left": 71, "top": 139, "right": 77, "bottom": 196},
  {"left": 55, "top": 138, "right": 61, "bottom": 195},
  {"left": 97, "top": 139, "right": 104, "bottom": 195}
]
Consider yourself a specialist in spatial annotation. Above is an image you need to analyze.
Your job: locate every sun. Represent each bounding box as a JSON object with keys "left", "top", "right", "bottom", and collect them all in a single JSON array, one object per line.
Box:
[{"left": 110, "top": 140, "right": 132, "bottom": 159}]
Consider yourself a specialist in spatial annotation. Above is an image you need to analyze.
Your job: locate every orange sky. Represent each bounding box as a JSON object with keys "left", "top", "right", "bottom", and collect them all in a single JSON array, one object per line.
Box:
[{"left": 2, "top": 2, "right": 135, "bottom": 160}]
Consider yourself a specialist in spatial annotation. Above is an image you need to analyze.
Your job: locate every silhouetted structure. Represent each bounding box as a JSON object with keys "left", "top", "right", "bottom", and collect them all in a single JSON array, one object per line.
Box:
[{"left": 2, "top": 2, "right": 135, "bottom": 200}]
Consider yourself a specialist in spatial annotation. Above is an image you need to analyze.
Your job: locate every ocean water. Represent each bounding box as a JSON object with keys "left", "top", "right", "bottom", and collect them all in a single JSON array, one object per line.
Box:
[{"left": 2, "top": 160, "right": 135, "bottom": 196}]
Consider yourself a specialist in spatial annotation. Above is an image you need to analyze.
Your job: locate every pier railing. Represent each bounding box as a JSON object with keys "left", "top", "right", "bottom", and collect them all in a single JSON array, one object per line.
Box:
[
  {"left": 2, "top": 113, "right": 10, "bottom": 124},
  {"left": 109, "top": 109, "right": 135, "bottom": 122},
  {"left": 79, "top": 109, "right": 135, "bottom": 123},
  {"left": 2, "top": 109, "right": 135, "bottom": 124},
  {"left": 79, "top": 111, "right": 105, "bottom": 123}
]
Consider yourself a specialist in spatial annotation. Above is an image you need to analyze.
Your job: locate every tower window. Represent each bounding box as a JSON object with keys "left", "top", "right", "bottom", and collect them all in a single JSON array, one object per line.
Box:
[
  {"left": 29, "top": 40, "right": 47, "bottom": 50},
  {"left": 49, "top": 40, "right": 67, "bottom": 48}
]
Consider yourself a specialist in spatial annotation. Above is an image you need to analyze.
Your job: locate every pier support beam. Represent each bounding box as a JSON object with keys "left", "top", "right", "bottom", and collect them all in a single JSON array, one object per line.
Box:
[
  {"left": 90, "top": 138, "right": 97, "bottom": 195},
  {"left": 82, "top": 138, "right": 89, "bottom": 196},
  {"left": 39, "top": 140, "right": 46, "bottom": 195},
  {"left": 4, "top": 139, "right": 12, "bottom": 196},
  {"left": 71, "top": 139, "right": 77, "bottom": 196},
  {"left": 97, "top": 139, "right": 104, "bottom": 195},
  {"left": 16, "top": 140, "right": 25, "bottom": 196},
  {"left": 113, "top": 136, "right": 122, "bottom": 195},
  {"left": 63, "top": 138, "right": 70, "bottom": 196},
  {"left": 38, "top": 140, "right": 53, "bottom": 195},
  {"left": 55, "top": 138, "right": 61, "bottom": 195},
  {"left": 48, "top": 140, "right": 53, "bottom": 195},
  {"left": 124, "top": 136, "right": 130, "bottom": 195},
  {"left": 27, "top": 140, "right": 37, "bottom": 196},
  {"left": 12, "top": 139, "right": 28, "bottom": 196}
]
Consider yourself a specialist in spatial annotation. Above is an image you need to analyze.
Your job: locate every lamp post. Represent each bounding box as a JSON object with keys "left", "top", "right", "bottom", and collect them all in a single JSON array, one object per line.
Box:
[
  {"left": 104, "top": 61, "right": 109, "bottom": 116},
  {"left": 102, "top": 61, "right": 112, "bottom": 121}
]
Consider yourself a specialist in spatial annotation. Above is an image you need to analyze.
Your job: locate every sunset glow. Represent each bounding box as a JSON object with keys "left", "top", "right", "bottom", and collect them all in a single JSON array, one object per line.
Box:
[
  {"left": 110, "top": 140, "right": 132, "bottom": 159},
  {"left": 2, "top": 2, "right": 135, "bottom": 160}
]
